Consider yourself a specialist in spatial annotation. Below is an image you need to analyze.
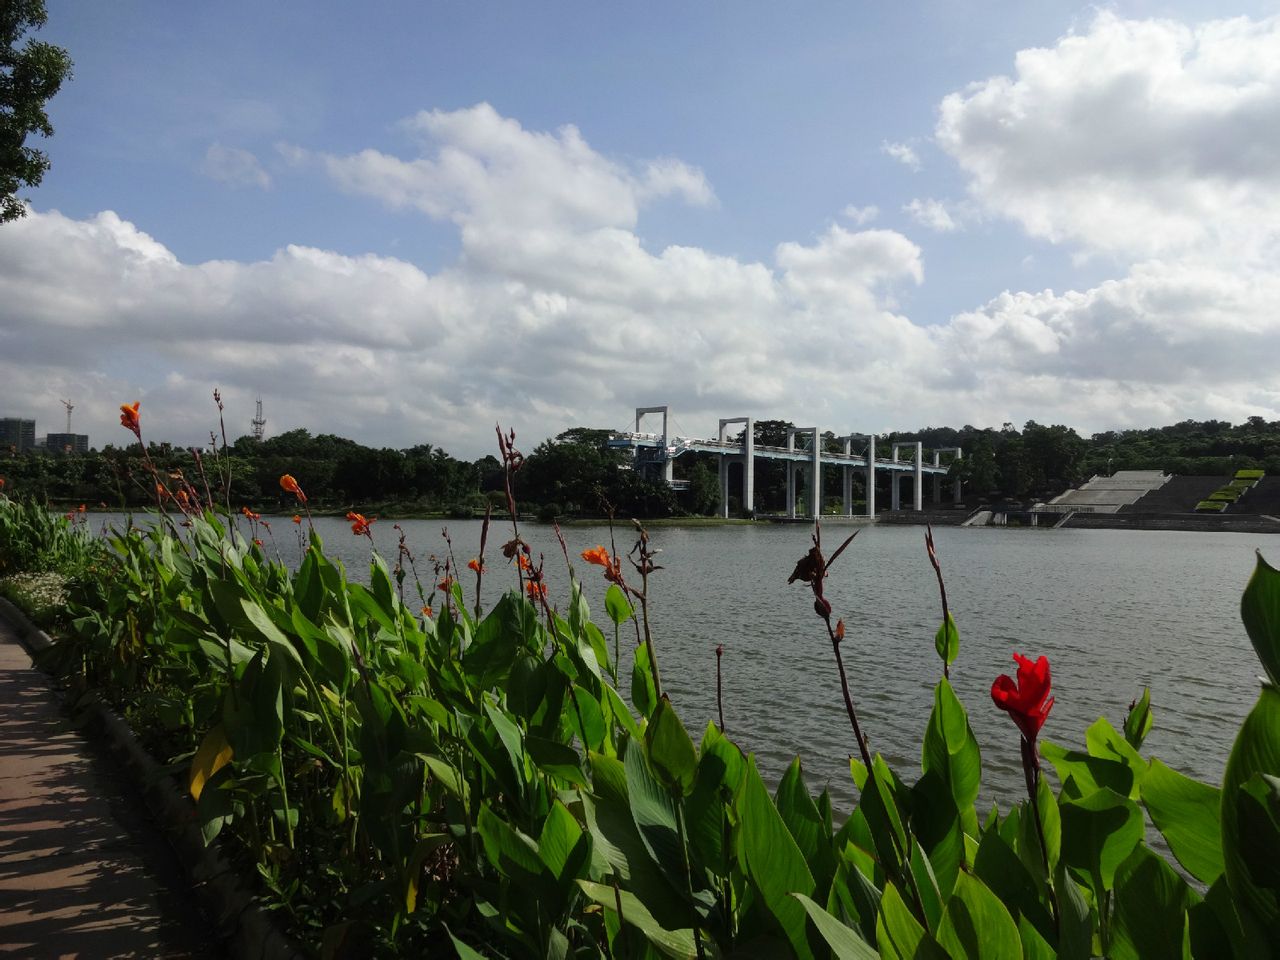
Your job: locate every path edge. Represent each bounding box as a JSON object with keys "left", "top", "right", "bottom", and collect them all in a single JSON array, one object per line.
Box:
[{"left": 0, "top": 596, "right": 305, "bottom": 960}]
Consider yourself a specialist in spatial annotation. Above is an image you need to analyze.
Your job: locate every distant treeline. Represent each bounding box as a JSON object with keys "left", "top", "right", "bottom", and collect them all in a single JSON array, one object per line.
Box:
[{"left": 2, "top": 417, "right": 1279, "bottom": 516}]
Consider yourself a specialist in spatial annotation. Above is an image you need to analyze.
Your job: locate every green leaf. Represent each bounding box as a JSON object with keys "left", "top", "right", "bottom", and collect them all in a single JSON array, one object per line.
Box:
[
  {"left": 1054, "top": 865, "right": 1094, "bottom": 960},
  {"left": 477, "top": 803, "right": 544, "bottom": 882},
  {"left": 1040, "top": 740, "right": 1134, "bottom": 800},
  {"left": 605, "top": 583, "right": 634, "bottom": 625},
  {"left": 1123, "top": 686, "right": 1154, "bottom": 749},
  {"left": 645, "top": 697, "right": 697, "bottom": 797},
  {"left": 624, "top": 737, "right": 685, "bottom": 875},
  {"left": 934, "top": 612, "right": 959, "bottom": 666},
  {"left": 632, "top": 642, "right": 658, "bottom": 718},
  {"left": 921, "top": 678, "right": 981, "bottom": 837},
  {"left": 776, "top": 756, "right": 826, "bottom": 868},
  {"left": 792, "top": 892, "right": 879, "bottom": 960},
  {"left": 1188, "top": 875, "right": 1272, "bottom": 960},
  {"left": 1017, "top": 916, "right": 1055, "bottom": 960},
  {"left": 1085, "top": 717, "right": 1147, "bottom": 797},
  {"left": 685, "top": 723, "right": 745, "bottom": 876},
  {"left": 876, "top": 881, "right": 946, "bottom": 960},
  {"left": 972, "top": 828, "right": 1054, "bottom": 945},
  {"left": 1221, "top": 685, "right": 1280, "bottom": 935},
  {"left": 539, "top": 800, "right": 588, "bottom": 887},
  {"left": 1058, "top": 787, "right": 1144, "bottom": 895},
  {"left": 739, "top": 755, "right": 816, "bottom": 959},
  {"left": 935, "top": 872, "right": 1021, "bottom": 960},
  {"left": 448, "top": 927, "right": 490, "bottom": 960},
  {"left": 578, "top": 880, "right": 698, "bottom": 959},
  {"left": 1140, "top": 759, "right": 1224, "bottom": 885},
  {"left": 1110, "top": 846, "right": 1201, "bottom": 960},
  {"left": 482, "top": 696, "right": 529, "bottom": 794},
  {"left": 1237, "top": 772, "right": 1280, "bottom": 891},
  {"left": 1241, "top": 551, "right": 1280, "bottom": 686}
]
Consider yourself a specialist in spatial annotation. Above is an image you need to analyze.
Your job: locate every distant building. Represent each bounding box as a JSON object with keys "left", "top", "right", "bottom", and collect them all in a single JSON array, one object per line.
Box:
[
  {"left": 45, "top": 432, "right": 89, "bottom": 454},
  {"left": 0, "top": 418, "right": 36, "bottom": 453}
]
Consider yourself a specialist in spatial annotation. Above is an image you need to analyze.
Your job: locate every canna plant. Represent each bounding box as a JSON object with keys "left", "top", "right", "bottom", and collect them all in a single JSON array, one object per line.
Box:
[{"left": 4, "top": 433, "right": 1280, "bottom": 956}]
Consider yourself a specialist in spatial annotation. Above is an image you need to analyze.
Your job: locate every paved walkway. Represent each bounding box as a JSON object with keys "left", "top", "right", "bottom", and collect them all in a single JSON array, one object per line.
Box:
[{"left": 0, "top": 615, "right": 219, "bottom": 958}]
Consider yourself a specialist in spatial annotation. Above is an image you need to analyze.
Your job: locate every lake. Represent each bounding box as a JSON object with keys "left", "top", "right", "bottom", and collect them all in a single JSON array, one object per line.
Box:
[{"left": 92, "top": 513, "right": 1270, "bottom": 811}]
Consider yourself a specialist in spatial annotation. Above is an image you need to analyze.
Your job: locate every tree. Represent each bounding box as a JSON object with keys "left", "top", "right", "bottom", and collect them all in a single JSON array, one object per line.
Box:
[{"left": 1, "top": 0, "right": 72, "bottom": 222}]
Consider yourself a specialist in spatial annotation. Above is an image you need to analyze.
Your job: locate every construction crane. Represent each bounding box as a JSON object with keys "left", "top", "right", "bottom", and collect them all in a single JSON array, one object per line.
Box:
[
  {"left": 60, "top": 398, "right": 74, "bottom": 433},
  {"left": 251, "top": 397, "right": 266, "bottom": 441}
]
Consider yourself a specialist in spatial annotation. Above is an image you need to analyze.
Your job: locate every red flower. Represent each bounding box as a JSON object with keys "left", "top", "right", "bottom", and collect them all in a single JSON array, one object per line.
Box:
[
  {"left": 279, "top": 474, "right": 307, "bottom": 502},
  {"left": 421, "top": 604, "right": 433, "bottom": 618},
  {"left": 291, "top": 514, "right": 302, "bottom": 525},
  {"left": 437, "top": 575, "right": 454, "bottom": 592},
  {"left": 119, "top": 401, "right": 141, "bottom": 438},
  {"left": 991, "top": 653, "right": 1055, "bottom": 743},
  {"left": 467, "top": 558, "right": 484, "bottom": 574},
  {"left": 346, "top": 511, "right": 374, "bottom": 536}
]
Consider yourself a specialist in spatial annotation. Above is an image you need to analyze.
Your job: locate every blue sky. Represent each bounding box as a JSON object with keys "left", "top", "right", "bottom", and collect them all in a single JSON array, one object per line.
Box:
[{"left": 3, "top": 1, "right": 1279, "bottom": 455}]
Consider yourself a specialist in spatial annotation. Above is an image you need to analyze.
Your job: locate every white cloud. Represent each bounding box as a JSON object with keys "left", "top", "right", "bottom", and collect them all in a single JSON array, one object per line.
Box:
[
  {"left": 841, "top": 204, "right": 878, "bottom": 225},
  {"left": 7, "top": 93, "right": 1280, "bottom": 457},
  {"left": 936, "top": 12, "right": 1280, "bottom": 262},
  {"left": 904, "top": 198, "right": 959, "bottom": 233},
  {"left": 881, "top": 141, "right": 922, "bottom": 172},
  {"left": 200, "top": 143, "right": 271, "bottom": 189}
]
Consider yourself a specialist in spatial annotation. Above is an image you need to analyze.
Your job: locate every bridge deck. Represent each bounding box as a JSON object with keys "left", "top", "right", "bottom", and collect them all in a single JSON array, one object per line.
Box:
[{"left": 608, "top": 433, "right": 950, "bottom": 474}]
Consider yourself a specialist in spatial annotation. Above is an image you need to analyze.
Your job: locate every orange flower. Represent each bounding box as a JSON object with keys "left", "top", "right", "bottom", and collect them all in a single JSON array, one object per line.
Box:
[
  {"left": 525, "top": 579, "right": 547, "bottom": 600},
  {"left": 119, "top": 402, "right": 141, "bottom": 438},
  {"left": 279, "top": 474, "right": 307, "bottom": 502},
  {"left": 241, "top": 506, "right": 261, "bottom": 521},
  {"left": 581, "top": 546, "right": 610, "bottom": 567},
  {"left": 421, "top": 604, "right": 433, "bottom": 618},
  {"left": 77, "top": 503, "right": 86, "bottom": 513},
  {"left": 467, "top": 558, "right": 484, "bottom": 574},
  {"left": 291, "top": 514, "right": 302, "bottom": 525},
  {"left": 437, "top": 576, "right": 455, "bottom": 592},
  {"left": 175, "top": 489, "right": 190, "bottom": 508},
  {"left": 155, "top": 482, "right": 170, "bottom": 500},
  {"left": 516, "top": 553, "right": 532, "bottom": 571},
  {"left": 346, "top": 511, "right": 374, "bottom": 536}
]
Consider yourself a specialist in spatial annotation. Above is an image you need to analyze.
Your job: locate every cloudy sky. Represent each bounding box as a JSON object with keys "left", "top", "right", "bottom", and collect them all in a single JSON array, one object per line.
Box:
[{"left": 3, "top": 1, "right": 1280, "bottom": 457}]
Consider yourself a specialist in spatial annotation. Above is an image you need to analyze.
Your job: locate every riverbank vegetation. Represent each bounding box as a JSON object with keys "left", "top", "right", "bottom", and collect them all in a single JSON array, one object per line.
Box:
[
  {"left": 1, "top": 405, "right": 1279, "bottom": 957},
  {"left": 6, "top": 414, "right": 1280, "bottom": 519}
]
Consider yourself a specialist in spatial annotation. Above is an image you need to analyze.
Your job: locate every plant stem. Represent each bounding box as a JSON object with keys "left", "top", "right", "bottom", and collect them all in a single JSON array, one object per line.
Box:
[{"left": 1022, "top": 737, "right": 1060, "bottom": 931}]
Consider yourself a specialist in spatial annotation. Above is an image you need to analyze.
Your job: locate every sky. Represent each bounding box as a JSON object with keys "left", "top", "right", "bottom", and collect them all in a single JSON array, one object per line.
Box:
[{"left": 3, "top": 0, "right": 1280, "bottom": 458}]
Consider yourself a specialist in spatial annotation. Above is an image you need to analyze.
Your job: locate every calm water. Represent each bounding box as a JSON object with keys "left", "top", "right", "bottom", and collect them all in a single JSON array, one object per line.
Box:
[{"left": 93, "top": 514, "right": 1270, "bottom": 811}]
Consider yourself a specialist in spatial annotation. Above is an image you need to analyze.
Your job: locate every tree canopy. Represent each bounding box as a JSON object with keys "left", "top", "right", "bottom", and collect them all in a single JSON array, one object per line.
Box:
[{"left": 1, "top": 0, "right": 72, "bottom": 222}]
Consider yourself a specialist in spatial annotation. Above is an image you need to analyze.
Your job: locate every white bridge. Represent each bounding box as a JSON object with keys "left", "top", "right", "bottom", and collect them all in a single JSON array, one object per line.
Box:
[{"left": 608, "top": 406, "right": 961, "bottom": 519}]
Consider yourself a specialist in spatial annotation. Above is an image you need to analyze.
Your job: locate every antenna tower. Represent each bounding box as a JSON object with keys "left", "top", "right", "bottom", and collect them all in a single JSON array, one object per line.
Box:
[
  {"left": 251, "top": 397, "right": 266, "bottom": 441},
  {"left": 60, "top": 399, "right": 74, "bottom": 433}
]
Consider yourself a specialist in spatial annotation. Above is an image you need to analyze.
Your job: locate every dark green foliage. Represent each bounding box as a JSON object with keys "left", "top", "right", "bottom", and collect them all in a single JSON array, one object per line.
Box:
[{"left": 1, "top": 0, "right": 72, "bottom": 221}]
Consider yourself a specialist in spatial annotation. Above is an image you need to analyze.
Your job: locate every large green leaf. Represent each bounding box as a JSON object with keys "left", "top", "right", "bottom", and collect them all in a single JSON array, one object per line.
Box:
[
  {"left": 1058, "top": 787, "right": 1144, "bottom": 895},
  {"left": 1085, "top": 717, "right": 1147, "bottom": 797},
  {"left": 1110, "top": 846, "right": 1201, "bottom": 960},
  {"left": 921, "top": 678, "right": 981, "bottom": 838},
  {"left": 645, "top": 697, "right": 697, "bottom": 797},
  {"left": 935, "top": 872, "right": 1021, "bottom": 960},
  {"left": 1054, "top": 865, "right": 1094, "bottom": 960},
  {"left": 578, "top": 880, "right": 698, "bottom": 959},
  {"left": 1140, "top": 758, "right": 1223, "bottom": 885},
  {"left": 632, "top": 642, "right": 658, "bottom": 718},
  {"left": 1040, "top": 740, "right": 1134, "bottom": 800},
  {"left": 624, "top": 737, "right": 685, "bottom": 875},
  {"left": 539, "top": 800, "right": 589, "bottom": 892},
  {"left": 685, "top": 723, "right": 745, "bottom": 877},
  {"left": 776, "top": 756, "right": 827, "bottom": 872},
  {"left": 876, "top": 881, "right": 946, "bottom": 960},
  {"left": 792, "top": 892, "right": 879, "bottom": 960},
  {"left": 1221, "top": 685, "right": 1280, "bottom": 935},
  {"left": 1241, "top": 551, "right": 1280, "bottom": 686},
  {"left": 739, "top": 755, "right": 816, "bottom": 959},
  {"left": 972, "top": 828, "right": 1054, "bottom": 945},
  {"left": 477, "top": 803, "right": 544, "bottom": 882}
]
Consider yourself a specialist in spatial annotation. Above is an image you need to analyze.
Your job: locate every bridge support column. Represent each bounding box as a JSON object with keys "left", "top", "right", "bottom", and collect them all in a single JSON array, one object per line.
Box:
[
  {"left": 786, "top": 462, "right": 796, "bottom": 519},
  {"left": 811, "top": 437, "right": 822, "bottom": 520},
  {"left": 841, "top": 437, "right": 853, "bottom": 516},
  {"left": 744, "top": 432, "right": 754, "bottom": 516},
  {"left": 719, "top": 457, "right": 729, "bottom": 519},
  {"left": 866, "top": 436, "right": 876, "bottom": 518},
  {"left": 891, "top": 447, "right": 901, "bottom": 511},
  {"left": 913, "top": 442, "right": 923, "bottom": 511},
  {"left": 933, "top": 452, "right": 942, "bottom": 504}
]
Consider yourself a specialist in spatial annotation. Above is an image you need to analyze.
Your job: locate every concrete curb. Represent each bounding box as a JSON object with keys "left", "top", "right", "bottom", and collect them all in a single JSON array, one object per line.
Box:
[{"left": 0, "top": 597, "right": 305, "bottom": 960}]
